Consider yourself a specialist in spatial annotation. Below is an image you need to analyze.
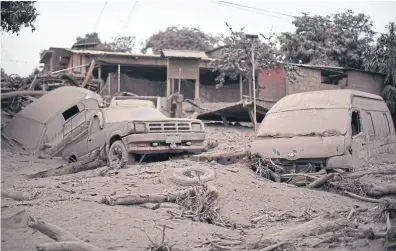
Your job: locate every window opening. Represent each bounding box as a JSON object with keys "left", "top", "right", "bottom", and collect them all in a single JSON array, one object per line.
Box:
[
  {"left": 383, "top": 113, "right": 391, "bottom": 135},
  {"left": 62, "top": 105, "right": 80, "bottom": 121},
  {"left": 366, "top": 112, "right": 375, "bottom": 136},
  {"left": 90, "top": 117, "right": 101, "bottom": 133},
  {"left": 351, "top": 110, "right": 361, "bottom": 136}
]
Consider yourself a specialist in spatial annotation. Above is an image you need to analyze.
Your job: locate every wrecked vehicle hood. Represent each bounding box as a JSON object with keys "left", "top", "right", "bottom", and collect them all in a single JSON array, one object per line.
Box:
[{"left": 250, "top": 136, "right": 345, "bottom": 159}]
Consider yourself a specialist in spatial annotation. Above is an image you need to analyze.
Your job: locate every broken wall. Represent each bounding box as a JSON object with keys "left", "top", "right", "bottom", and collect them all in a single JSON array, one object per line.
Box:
[
  {"left": 258, "top": 68, "right": 286, "bottom": 101},
  {"left": 346, "top": 71, "right": 384, "bottom": 95},
  {"left": 285, "top": 67, "right": 343, "bottom": 94}
]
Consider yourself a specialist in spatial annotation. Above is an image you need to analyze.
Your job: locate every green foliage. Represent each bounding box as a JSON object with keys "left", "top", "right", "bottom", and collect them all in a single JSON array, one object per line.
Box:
[
  {"left": 1, "top": 68, "right": 8, "bottom": 79},
  {"left": 103, "top": 36, "right": 135, "bottom": 53},
  {"left": 74, "top": 32, "right": 102, "bottom": 45},
  {"left": 212, "top": 23, "right": 283, "bottom": 87},
  {"left": 30, "top": 67, "right": 40, "bottom": 77},
  {"left": 141, "top": 26, "right": 219, "bottom": 54},
  {"left": 279, "top": 10, "right": 374, "bottom": 69},
  {"left": 364, "top": 22, "right": 396, "bottom": 114},
  {"left": 1, "top": 1, "right": 38, "bottom": 35}
]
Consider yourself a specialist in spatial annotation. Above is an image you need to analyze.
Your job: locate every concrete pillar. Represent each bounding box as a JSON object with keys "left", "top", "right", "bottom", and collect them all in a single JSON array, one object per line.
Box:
[
  {"left": 171, "top": 78, "right": 175, "bottom": 94},
  {"left": 117, "top": 64, "right": 121, "bottom": 92},
  {"left": 239, "top": 75, "right": 243, "bottom": 100},
  {"left": 194, "top": 78, "right": 200, "bottom": 104},
  {"left": 166, "top": 78, "right": 171, "bottom": 97}
]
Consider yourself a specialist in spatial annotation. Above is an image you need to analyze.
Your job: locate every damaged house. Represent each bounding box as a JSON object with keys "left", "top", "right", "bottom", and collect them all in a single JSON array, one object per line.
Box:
[{"left": 39, "top": 46, "right": 247, "bottom": 104}]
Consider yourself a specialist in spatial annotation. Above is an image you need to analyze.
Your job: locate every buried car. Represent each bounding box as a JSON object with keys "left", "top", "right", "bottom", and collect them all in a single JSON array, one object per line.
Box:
[
  {"left": 62, "top": 106, "right": 206, "bottom": 165},
  {"left": 250, "top": 89, "right": 396, "bottom": 173},
  {"left": 2, "top": 86, "right": 103, "bottom": 157}
]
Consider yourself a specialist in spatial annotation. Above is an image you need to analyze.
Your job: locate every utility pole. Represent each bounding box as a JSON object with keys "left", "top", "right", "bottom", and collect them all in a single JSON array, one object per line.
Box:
[{"left": 246, "top": 34, "right": 259, "bottom": 131}]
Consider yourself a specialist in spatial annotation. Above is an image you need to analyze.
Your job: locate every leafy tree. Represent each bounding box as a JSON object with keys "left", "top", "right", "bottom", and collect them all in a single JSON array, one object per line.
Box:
[
  {"left": 102, "top": 36, "right": 135, "bottom": 53},
  {"left": 212, "top": 23, "right": 283, "bottom": 87},
  {"left": 1, "top": 68, "right": 8, "bottom": 79},
  {"left": 1, "top": 1, "right": 38, "bottom": 35},
  {"left": 74, "top": 32, "right": 102, "bottom": 46},
  {"left": 279, "top": 10, "right": 374, "bottom": 69},
  {"left": 141, "top": 26, "right": 219, "bottom": 54},
  {"left": 30, "top": 67, "right": 40, "bottom": 77},
  {"left": 364, "top": 22, "right": 396, "bottom": 118}
]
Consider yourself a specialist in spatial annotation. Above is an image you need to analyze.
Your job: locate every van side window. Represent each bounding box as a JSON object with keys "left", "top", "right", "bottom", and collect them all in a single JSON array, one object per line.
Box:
[
  {"left": 351, "top": 110, "right": 361, "bottom": 136},
  {"left": 62, "top": 105, "right": 80, "bottom": 121},
  {"left": 366, "top": 112, "right": 375, "bottom": 136},
  {"left": 383, "top": 113, "right": 391, "bottom": 135}
]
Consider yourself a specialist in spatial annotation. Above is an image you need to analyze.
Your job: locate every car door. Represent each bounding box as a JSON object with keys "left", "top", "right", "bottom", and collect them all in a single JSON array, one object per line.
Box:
[
  {"left": 87, "top": 114, "right": 106, "bottom": 157},
  {"left": 350, "top": 109, "right": 369, "bottom": 164}
]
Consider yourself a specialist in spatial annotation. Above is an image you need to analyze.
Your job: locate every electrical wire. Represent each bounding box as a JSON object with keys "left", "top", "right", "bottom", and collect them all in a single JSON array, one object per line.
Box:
[
  {"left": 118, "top": 1, "right": 139, "bottom": 36},
  {"left": 210, "top": 1, "right": 293, "bottom": 21},
  {"left": 92, "top": 1, "right": 108, "bottom": 32},
  {"left": 219, "top": 1, "right": 296, "bottom": 18}
]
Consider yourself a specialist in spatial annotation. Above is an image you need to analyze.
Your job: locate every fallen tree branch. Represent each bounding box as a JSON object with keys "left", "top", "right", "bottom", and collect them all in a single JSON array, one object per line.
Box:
[
  {"left": 191, "top": 150, "right": 248, "bottom": 165},
  {"left": 36, "top": 241, "right": 103, "bottom": 251},
  {"left": 101, "top": 187, "right": 196, "bottom": 206},
  {"left": 258, "top": 241, "right": 287, "bottom": 251},
  {"left": 1, "top": 210, "right": 29, "bottom": 229},
  {"left": 28, "top": 216, "right": 104, "bottom": 251},
  {"left": 343, "top": 191, "right": 382, "bottom": 203},
  {"left": 366, "top": 185, "right": 396, "bottom": 197},
  {"left": 344, "top": 168, "right": 396, "bottom": 179},
  {"left": 1, "top": 90, "right": 47, "bottom": 100},
  {"left": 307, "top": 173, "right": 335, "bottom": 189},
  {"left": 81, "top": 59, "right": 96, "bottom": 88},
  {"left": 28, "top": 159, "right": 106, "bottom": 179},
  {"left": 185, "top": 99, "right": 210, "bottom": 111},
  {"left": 250, "top": 213, "right": 356, "bottom": 248},
  {"left": 1, "top": 190, "right": 41, "bottom": 201}
]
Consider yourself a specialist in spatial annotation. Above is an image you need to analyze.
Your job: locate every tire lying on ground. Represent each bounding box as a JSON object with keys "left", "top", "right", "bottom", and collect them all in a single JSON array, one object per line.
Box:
[{"left": 170, "top": 166, "right": 215, "bottom": 186}]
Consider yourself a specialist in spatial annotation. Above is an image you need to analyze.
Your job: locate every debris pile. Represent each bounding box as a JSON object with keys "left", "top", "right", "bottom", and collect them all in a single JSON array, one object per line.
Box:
[{"left": 1, "top": 72, "right": 101, "bottom": 114}]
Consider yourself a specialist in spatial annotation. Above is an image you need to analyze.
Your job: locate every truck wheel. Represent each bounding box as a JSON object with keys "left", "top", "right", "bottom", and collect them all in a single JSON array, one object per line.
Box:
[
  {"left": 170, "top": 166, "right": 215, "bottom": 186},
  {"left": 108, "top": 140, "right": 135, "bottom": 167}
]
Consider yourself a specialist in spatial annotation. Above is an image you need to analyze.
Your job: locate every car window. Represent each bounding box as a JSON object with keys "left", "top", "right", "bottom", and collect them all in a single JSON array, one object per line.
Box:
[
  {"left": 90, "top": 117, "right": 101, "bottom": 133},
  {"left": 351, "top": 110, "right": 361, "bottom": 137}
]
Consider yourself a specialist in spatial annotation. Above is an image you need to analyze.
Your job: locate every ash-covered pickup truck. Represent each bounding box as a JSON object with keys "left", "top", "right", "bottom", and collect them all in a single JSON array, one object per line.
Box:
[{"left": 62, "top": 106, "right": 206, "bottom": 166}]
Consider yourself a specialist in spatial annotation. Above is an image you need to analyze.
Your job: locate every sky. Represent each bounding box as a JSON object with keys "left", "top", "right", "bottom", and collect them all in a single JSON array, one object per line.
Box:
[{"left": 1, "top": 0, "right": 396, "bottom": 77}]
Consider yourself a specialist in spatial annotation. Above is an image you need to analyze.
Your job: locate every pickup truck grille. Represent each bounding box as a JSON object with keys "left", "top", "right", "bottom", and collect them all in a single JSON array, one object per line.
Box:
[{"left": 147, "top": 122, "right": 191, "bottom": 132}]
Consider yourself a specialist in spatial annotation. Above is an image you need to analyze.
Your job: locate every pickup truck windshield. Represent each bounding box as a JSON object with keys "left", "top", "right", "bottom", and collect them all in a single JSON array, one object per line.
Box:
[
  {"left": 104, "top": 107, "right": 167, "bottom": 123},
  {"left": 256, "top": 109, "right": 349, "bottom": 138}
]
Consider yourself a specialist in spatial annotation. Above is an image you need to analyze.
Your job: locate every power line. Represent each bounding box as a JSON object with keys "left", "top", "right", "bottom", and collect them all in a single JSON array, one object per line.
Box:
[
  {"left": 119, "top": 1, "right": 139, "bottom": 36},
  {"left": 92, "top": 1, "right": 108, "bottom": 32},
  {"left": 211, "top": 1, "right": 293, "bottom": 21},
  {"left": 1, "top": 59, "right": 37, "bottom": 64},
  {"left": 212, "top": 1, "right": 387, "bottom": 35},
  {"left": 219, "top": 1, "right": 295, "bottom": 19}
]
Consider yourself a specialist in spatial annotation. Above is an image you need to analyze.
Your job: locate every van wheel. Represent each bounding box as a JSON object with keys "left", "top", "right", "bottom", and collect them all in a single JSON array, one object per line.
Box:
[{"left": 108, "top": 140, "right": 135, "bottom": 167}]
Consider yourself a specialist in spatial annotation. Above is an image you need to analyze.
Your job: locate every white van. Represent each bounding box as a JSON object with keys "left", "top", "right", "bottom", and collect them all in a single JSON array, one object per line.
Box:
[{"left": 250, "top": 89, "right": 396, "bottom": 172}]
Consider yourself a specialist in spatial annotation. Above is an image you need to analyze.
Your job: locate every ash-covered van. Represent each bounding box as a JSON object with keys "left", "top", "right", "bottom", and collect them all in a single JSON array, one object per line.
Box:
[
  {"left": 250, "top": 89, "right": 396, "bottom": 172},
  {"left": 3, "top": 86, "right": 103, "bottom": 157}
]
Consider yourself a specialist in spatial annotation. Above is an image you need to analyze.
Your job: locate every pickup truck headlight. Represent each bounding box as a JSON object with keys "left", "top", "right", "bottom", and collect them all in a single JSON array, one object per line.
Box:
[
  {"left": 191, "top": 123, "right": 202, "bottom": 131},
  {"left": 134, "top": 123, "right": 146, "bottom": 132}
]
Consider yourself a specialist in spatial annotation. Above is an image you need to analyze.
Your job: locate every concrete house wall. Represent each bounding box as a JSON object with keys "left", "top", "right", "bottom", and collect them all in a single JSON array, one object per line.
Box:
[{"left": 257, "top": 66, "right": 385, "bottom": 102}]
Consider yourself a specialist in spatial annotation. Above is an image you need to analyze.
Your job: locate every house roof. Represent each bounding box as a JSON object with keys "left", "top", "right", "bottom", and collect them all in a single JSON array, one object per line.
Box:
[
  {"left": 286, "top": 63, "right": 386, "bottom": 76},
  {"left": 205, "top": 46, "right": 225, "bottom": 54},
  {"left": 268, "top": 89, "right": 384, "bottom": 114},
  {"left": 161, "top": 50, "right": 209, "bottom": 59}
]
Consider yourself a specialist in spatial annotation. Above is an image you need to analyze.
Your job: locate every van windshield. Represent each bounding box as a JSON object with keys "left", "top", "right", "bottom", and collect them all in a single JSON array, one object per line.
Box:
[
  {"left": 104, "top": 107, "right": 167, "bottom": 123},
  {"left": 257, "top": 109, "right": 349, "bottom": 138}
]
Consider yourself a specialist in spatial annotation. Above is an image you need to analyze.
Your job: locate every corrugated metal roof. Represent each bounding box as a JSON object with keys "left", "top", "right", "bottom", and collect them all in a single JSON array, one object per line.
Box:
[
  {"left": 286, "top": 63, "right": 386, "bottom": 76},
  {"left": 161, "top": 50, "right": 209, "bottom": 59},
  {"left": 18, "top": 86, "right": 103, "bottom": 123},
  {"left": 268, "top": 89, "right": 384, "bottom": 114}
]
